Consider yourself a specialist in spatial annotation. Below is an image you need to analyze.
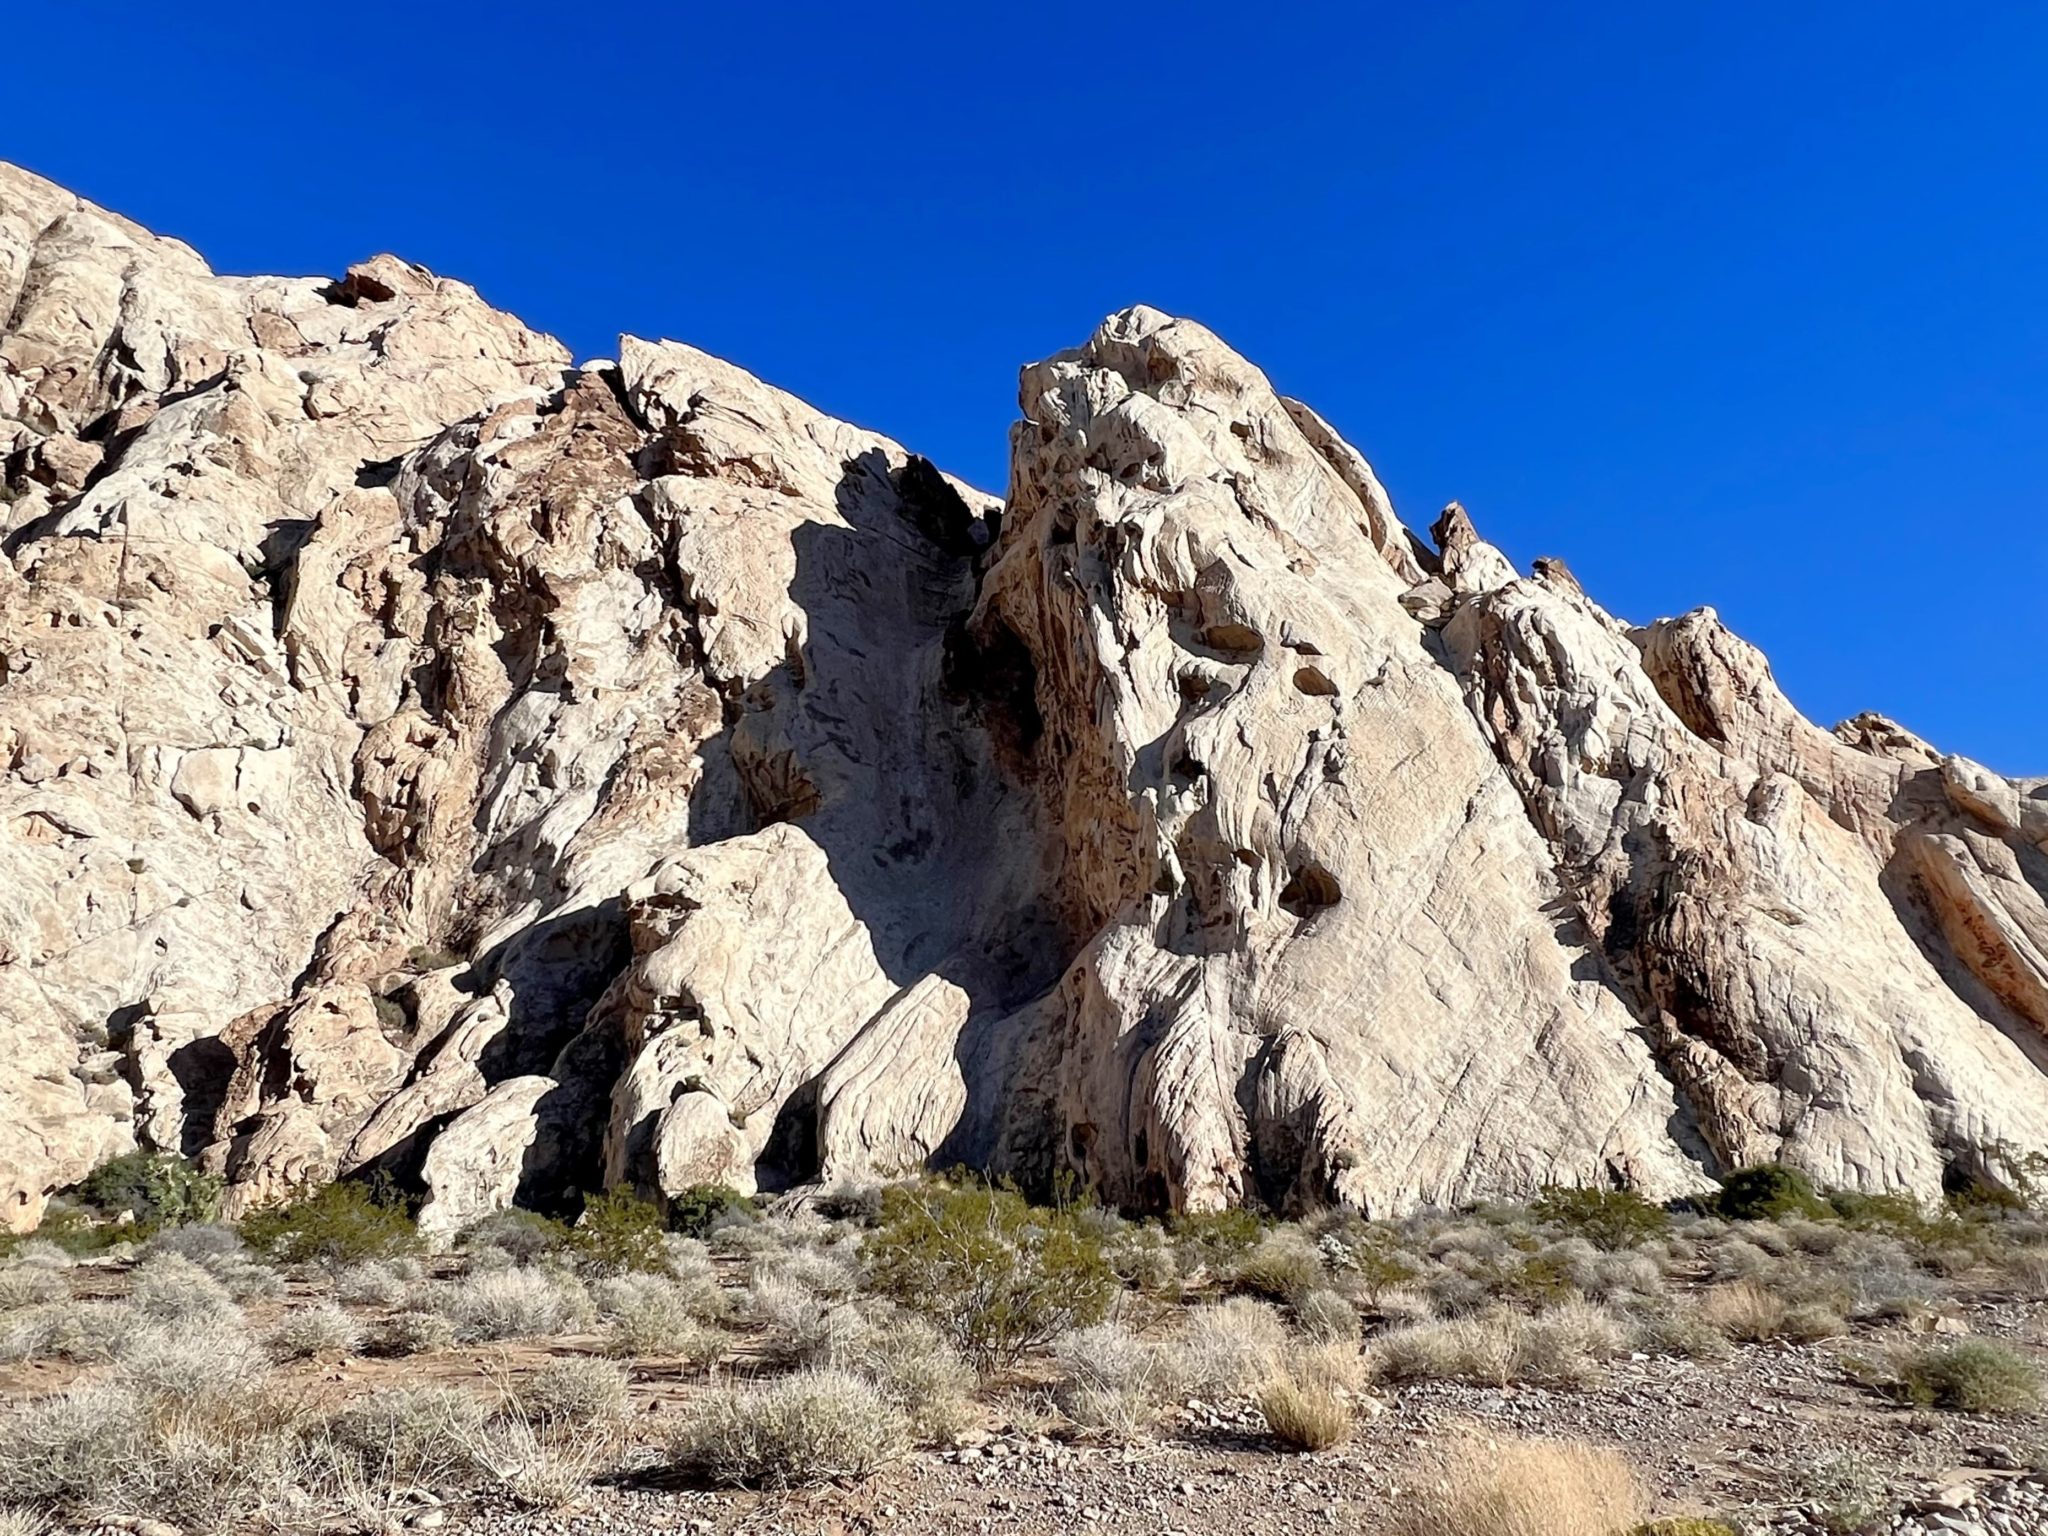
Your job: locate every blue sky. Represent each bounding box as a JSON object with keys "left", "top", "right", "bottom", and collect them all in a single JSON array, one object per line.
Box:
[{"left": 10, "top": 3, "right": 2043, "bottom": 770}]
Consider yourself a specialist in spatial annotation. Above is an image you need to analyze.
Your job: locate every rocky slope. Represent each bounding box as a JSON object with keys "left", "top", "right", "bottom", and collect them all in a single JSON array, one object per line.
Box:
[{"left": 3, "top": 162, "right": 2044, "bottom": 1231}]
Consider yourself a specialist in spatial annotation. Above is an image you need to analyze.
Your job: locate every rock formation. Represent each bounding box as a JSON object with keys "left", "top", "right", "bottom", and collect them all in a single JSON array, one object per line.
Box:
[{"left": 4, "top": 162, "right": 2045, "bottom": 1232}]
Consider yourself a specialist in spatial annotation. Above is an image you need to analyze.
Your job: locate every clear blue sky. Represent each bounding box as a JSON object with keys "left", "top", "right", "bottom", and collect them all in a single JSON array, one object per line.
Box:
[{"left": 10, "top": 3, "right": 2043, "bottom": 771}]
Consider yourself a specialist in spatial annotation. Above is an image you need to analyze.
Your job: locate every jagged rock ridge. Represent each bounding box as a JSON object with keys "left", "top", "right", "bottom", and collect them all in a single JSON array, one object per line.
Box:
[{"left": 4, "top": 163, "right": 2045, "bottom": 1231}]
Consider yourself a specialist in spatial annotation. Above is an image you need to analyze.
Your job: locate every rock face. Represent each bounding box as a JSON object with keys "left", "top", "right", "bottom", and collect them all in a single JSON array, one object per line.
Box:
[{"left": 4, "top": 164, "right": 2045, "bottom": 1231}]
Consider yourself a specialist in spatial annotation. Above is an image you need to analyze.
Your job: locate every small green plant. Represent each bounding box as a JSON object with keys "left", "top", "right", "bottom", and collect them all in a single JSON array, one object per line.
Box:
[
  {"left": 1167, "top": 1207, "right": 1265, "bottom": 1268},
  {"left": 1633, "top": 1522, "right": 1739, "bottom": 1536},
  {"left": 1712, "top": 1166, "right": 1829, "bottom": 1221},
  {"left": 74, "top": 1152, "right": 223, "bottom": 1229},
  {"left": 1227, "top": 1228, "right": 1324, "bottom": 1300},
  {"left": 667, "top": 1184, "right": 758, "bottom": 1240},
  {"left": 1531, "top": 1185, "right": 1671, "bottom": 1251},
  {"left": 1796, "top": 1451, "right": 1894, "bottom": 1535},
  {"left": 864, "top": 1177, "right": 1118, "bottom": 1371},
  {"left": 238, "top": 1177, "right": 421, "bottom": 1266},
  {"left": 566, "top": 1190, "right": 671, "bottom": 1275},
  {"left": 1891, "top": 1339, "right": 2044, "bottom": 1414}
]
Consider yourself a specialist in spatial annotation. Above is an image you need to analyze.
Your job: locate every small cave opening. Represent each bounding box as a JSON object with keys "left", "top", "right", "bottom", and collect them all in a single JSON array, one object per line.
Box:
[{"left": 1278, "top": 861, "right": 1342, "bottom": 921}]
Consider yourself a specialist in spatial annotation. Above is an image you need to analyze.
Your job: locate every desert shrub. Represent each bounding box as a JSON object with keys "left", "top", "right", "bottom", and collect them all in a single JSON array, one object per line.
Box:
[
  {"left": 1367, "top": 1307, "right": 1615, "bottom": 1391},
  {"left": 239, "top": 1178, "right": 421, "bottom": 1267},
  {"left": 112, "top": 1315, "right": 270, "bottom": 1405},
  {"left": 437, "top": 1267, "right": 593, "bottom": 1342},
  {"left": 1795, "top": 1450, "right": 1894, "bottom": 1535},
  {"left": 1167, "top": 1207, "right": 1265, "bottom": 1275},
  {"left": 1053, "top": 1321, "right": 1182, "bottom": 1437},
  {"left": 371, "top": 1310, "right": 456, "bottom": 1356},
  {"left": 814, "top": 1182, "right": 885, "bottom": 1225},
  {"left": 1105, "top": 1224, "right": 1180, "bottom": 1293},
  {"left": 1394, "top": 1434, "right": 1644, "bottom": 1536},
  {"left": 1372, "top": 1286, "right": 1440, "bottom": 1327},
  {"left": 1697, "top": 1278, "right": 1785, "bottom": 1342},
  {"left": 668, "top": 1184, "right": 759, "bottom": 1240},
  {"left": 1313, "top": 1217, "right": 1421, "bottom": 1296},
  {"left": 667, "top": 1368, "right": 906, "bottom": 1488},
  {"left": 143, "top": 1223, "right": 243, "bottom": 1261},
  {"left": 595, "top": 1272, "right": 728, "bottom": 1361},
  {"left": 565, "top": 1191, "right": 671, "bottom": 1276},
  {"left": 0, "top": 1382, "right": 155, "bottom": 1513},
  {"left": 843, "top": 1313, "right": 977, "bottom": 1443},
  {"left": 513, "top": 1357, "right": 629, "bottom": 1429},
  {"left": 1889, "top": 1339, "right": 2043, "bottom": 1414},
  {"left": 331, "top": 1257, "right": 421, "bottom": 1306},
  {"left": 1531, "top": 1186, "right": 1671, "bottom": 1252},
  {"left": 1258, "top": 1377, "right": 1350, "bottom": 1450},
  {"left": 1173, "top": 1297, "right": 1289, "bottom": 1397},
  {"left": 0, "top": 1508, "right": 45, "bottom": 1536},
  {"left": 1228, "top": 1227, "right": 1325, "bottom": 1300},
  {"left": 0, "top": 1300, "right": 131, "bottom": 1364},
  {"left": 862, "top": 1179, "right": 1117, "bottom": 1371},
  {"left": 1713, "top": 1166, "right": 1827, "bottom": 1222},
  {"left": 20, "top": 1202, "right": 133, "bottom": 1259},
  {"left": 74, "top": 1151, "right": 223, "bottom": 1229},
  {"left": 0, "top": 1267, "right": 68, "bottom": 1312},
  {"left": 458, "top": 1208, "right": 568, "bottom": 1265},
  {"left": 316, "top": 1385, "right": 491, "bottom": 1485},
  {"left": 273, "top": 1301, "right": 362, "bottom": 1359},
  {"left": 1628, "top": 1303, "right": 1731, "bottom": 1362},
  {"left": 1293, "top": 1287, "right": 1361, "bottom": 1344},
  {"left": 129, "top": 1252, "right": 238, "bottom": 1322}
]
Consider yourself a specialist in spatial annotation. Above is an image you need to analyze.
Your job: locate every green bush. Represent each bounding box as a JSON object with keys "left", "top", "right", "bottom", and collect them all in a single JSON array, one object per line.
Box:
[
  {"left": 566, "top": 1191, "right": 671, "bottom": 1276},
  {"left": 667, "top": 1184, "right": 758, "bottom": 1240},
  {"left": 1531, "top": 1186, "right": 1670, "bottom": 1251},
  {"left": 75, "top": 1152, "right": 223, "bottom": 1229},
  {"left": 238, "top": 1178, "right": 421, "bottom": 1266},
  {"left": 863, "top": 1178, "right": 1118, "bottom": 1371},
  {"left": 1894, "top": 1339, "right": 2044, "bottom": 1414},
  {"left": 1167, "top": 1207, "right": 1264, "bottom": 1268},
  {"left": 1713, "top": 1166, "right": 1828, "bottom": 1222}
]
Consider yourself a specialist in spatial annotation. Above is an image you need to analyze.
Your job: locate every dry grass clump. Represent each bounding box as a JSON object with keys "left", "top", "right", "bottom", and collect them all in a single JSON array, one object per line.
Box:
[
  {"left": 1367, "top": 1302, "right": 1623, "bottom": 1390},
  {"left": 1293, "top": 1287, "right": 1361, "bottom": 1344},
  {"left": 0, "top": 1371, "right": 295, "bottom": 1532},
  {"left": 143, "top": 1223, "right": 245, "bottom": 1262},
  {"left": 371, "top": 1309, "right": 457, "bottom": 1357},
  {"left": 128, "top": 1253, "right": 238, "bottom": 1323},
  {"left": 1697, "top": 1278, "right": 1844, "bottom": 1343},
  {"left": 511, "top": 1357, "right": 629, "bottom": 1429},
  {"left": 330, "top": 1258, "right": 423, "bottom": 1306},
  {"left": 1628, "top": 1302, "right": 1732, "bottom": 1362},
  {"left": 0, "top": 1300, "right": 130, "bottom": 1364},
  {"left": 667, "top": 1368, "right": 906, "bottom": 1488},
  {"left": 312, "top": 1384, "right": 492, "bottom": 1487},
  {"left": 838, "top": 1312, "right": 977, "bottom": 1444},
  {"left": 112, "top": 1315, "right": 269, "bottom": 1404},
  {"left": 1229, "top": 1228, "right": 1326, "bottom": 1300},
  {"left": 0, "top": 1264, "right": 69, "bottom": 1311},
  {"left": 436, "top": 1267, "right": 593, "bottom": 1342},
  {"left": 273, "top": 1301, "right": 362, "bottom": 1360},
  {"left": 1172, "top": 1298, "right": 1289, "bottom": 1397},
  {"left": 1257, "top": 1377, "right": 1351, "bottom": 1450},
  {"left": 1395, "top": 1434, "right": 1645, "bottom": 1536},
  {"left": 594, "top": 1273, "right": 729, "bottom": 1363},
  {"left": 1053, "top": 1322, "right": 1183, "bottom": 1438},
  {"left": 1995, "top": 1244, "right": 2048, "bottom": 1298}
]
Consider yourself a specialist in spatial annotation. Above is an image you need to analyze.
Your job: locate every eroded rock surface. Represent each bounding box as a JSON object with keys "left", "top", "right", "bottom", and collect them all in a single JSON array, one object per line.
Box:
[{"left": 4, "top": 165, "right": 2043, "bottom": 1230}]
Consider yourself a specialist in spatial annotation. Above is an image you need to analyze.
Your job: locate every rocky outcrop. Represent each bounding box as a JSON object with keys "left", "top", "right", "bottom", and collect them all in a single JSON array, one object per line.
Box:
[{"left": 4, "top": 164, "right": 2044, "bottom": 1231}]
